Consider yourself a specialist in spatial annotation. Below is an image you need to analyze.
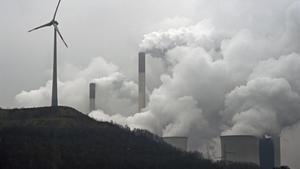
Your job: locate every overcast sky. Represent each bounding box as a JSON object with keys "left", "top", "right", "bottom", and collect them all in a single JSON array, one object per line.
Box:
[
  {"left": 0, "top": 0, "right": 197, "bottom": 107},
  {"left": 1, "top": 0, "right": 300, "bottom": 168}
]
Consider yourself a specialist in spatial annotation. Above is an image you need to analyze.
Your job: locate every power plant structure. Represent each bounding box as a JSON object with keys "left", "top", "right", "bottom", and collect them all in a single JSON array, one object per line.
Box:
[
  {"left": 138, "top": 53, "right": 189, "bottom": 152},
  {"left": 88, "top": 52, "right": 147, "bottom": 113},
  {"left": 86, "top": 53, "right": 284, "bottom": 168},
  {"left": 220, "top": 135, "right": 280, "bottom": 169},
  {"left": 138, "top": 52, "right": 146, "bottom": 112},
  {"left": 137, "top": 53, "right": 189, "bottom": 152},
  {"left": 163, "top": 137, "right": 188, "bottom": 151},
  {"left": 89, "top": 83, "right": 96, "bottom": 112}
]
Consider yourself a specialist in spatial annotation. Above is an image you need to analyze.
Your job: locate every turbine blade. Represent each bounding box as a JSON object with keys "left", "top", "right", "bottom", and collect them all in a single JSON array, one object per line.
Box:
[
  {"left": 55, "top": 25, "right": 68, "bottom": 48},
  {"left": 28, "top": 22, "right": 53, "bottom": 32},
  {"left": 53, "top": 0, "right": 62, "bottom": 20}
]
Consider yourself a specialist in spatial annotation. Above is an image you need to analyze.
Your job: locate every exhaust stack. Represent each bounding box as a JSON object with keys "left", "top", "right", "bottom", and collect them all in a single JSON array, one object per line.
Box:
[
  {"left": 89, "top": 83, "right": 96, "bottom": 112},
  {"left": 138, "top": 52, "right": 146, "bottom": 112}
]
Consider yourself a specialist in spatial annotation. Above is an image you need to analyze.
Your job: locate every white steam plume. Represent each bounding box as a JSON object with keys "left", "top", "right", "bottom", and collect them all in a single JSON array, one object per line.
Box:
[
  {"left": 90, "top": 0, "right": 300, "bottom": 152},
  {"left": 16, "top": 57, "right": 138, "bottom": 115}
]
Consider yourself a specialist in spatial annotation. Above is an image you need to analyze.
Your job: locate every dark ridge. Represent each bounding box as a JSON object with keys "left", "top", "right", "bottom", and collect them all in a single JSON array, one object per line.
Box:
[{"left": 0, "top": 106, "right": 259, "bottom": 169}]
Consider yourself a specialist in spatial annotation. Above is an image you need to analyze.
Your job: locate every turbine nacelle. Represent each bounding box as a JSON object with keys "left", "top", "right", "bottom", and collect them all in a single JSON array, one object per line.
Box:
[
  {"left": 28, "top": 0, "right": 67, "bottom": 48},
  {"left": 52, "top": 20, "right": 59, "bottom": 26},
  {"left": 28, "top": 20, "right": 58, "bottom": 32},
  {"left": 28, "top": 20, "right": 67, "bottom": 48}
]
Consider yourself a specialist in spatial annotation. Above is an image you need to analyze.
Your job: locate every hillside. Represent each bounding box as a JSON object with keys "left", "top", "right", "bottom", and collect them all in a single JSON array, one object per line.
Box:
[{"left": 0, "top": 107, "right": 259, "bottom": 169}]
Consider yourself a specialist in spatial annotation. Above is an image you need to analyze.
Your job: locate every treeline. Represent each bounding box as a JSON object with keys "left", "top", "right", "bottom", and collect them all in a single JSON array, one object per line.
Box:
[{"left": 0, "top": 107, "right": 261, "bottom": 169}]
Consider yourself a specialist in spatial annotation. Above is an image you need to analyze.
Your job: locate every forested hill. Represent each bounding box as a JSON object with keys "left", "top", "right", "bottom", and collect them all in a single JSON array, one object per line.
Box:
[{"left": 0, "top": 106, "right": 259, "bottom": 169}]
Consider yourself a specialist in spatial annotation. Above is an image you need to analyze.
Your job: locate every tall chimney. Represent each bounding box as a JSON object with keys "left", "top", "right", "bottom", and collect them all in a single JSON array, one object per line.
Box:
[
  {"left": 138, "top": 52, "right": 146, "bottom": 112},
  {"left": 89, "top": 83, "right": 96, "bottom": 112}
]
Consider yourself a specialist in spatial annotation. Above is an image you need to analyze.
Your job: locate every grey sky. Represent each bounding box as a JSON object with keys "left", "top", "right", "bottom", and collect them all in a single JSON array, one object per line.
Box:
[{"left": 0, "top": 0, "right": 197, "bottom": 107}]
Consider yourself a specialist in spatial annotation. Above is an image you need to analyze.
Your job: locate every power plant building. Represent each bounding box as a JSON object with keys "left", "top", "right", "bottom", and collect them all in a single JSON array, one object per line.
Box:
[
  {"left": 138, "top": 52, "right": 146, "bottom": 112},
  {"left": 163, "top": 137, "right": 188, "bottom": 151},
  {"left": 220, "top": 135, "right": 280, "bottom": 169}
]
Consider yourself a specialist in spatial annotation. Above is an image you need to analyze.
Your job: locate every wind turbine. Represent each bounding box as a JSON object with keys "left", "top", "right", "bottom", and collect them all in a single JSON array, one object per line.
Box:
[{"left": 29, "top": 0, "right": 68, "bottom": 107}]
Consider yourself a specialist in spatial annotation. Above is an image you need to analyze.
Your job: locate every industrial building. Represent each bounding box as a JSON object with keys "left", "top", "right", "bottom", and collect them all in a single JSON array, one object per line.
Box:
[
  {"left": 139, "top": 53, "right": 189, "bottom": 152},
  {"left": 87, "top": 53, "right": 189, "bottom": 154},
  {"left": 163, "top": 137, "right": 188, "bottom": 151},
  {"left": 220, "top": 135, "right": 280, "bottom": 169}
]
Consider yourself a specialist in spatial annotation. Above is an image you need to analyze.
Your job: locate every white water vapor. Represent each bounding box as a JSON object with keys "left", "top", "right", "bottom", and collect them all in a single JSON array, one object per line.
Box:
[
  {"left": 16, "top": 57, "right": 138, "bottom": 115},
  {"left": 90, "top": 0, "right": 300, "bottom": 151}
]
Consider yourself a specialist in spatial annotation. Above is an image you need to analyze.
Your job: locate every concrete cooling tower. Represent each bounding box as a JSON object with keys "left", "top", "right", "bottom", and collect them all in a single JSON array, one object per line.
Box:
[
  {"left": 163, "top": 137, "right": 188, "bottom": 151},
  {"left": 220, "top": 135, "right": 280, "bottom": 169}
]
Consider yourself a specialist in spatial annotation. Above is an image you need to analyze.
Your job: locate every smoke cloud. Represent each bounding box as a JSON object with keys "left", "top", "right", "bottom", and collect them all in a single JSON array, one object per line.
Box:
[
  {"left": 90, "top": 0, "right": 300, "bottom": 151},
  {"left": 16, "top": 57, "right": 138, "bottom": 115}
]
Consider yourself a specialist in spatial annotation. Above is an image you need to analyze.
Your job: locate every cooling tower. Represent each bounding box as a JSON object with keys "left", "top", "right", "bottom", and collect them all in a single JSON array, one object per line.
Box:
[
  {"left": 273, "top": 137, "right": 281, "bottom": 167},
  {"left": 89, "top": 83, "right": 96, "bottom": 112},
  {"left": 138, "top": 52, "right": 146, "bottom": 112},
  {"left": 220, "top": 135, "right": 281, "bottom": 169},
  {"left": 221, "top": 135, "right": 260, "bottom": 164},
  {"left": 163, "top": 137, "right": 188, "bottom": 151}
]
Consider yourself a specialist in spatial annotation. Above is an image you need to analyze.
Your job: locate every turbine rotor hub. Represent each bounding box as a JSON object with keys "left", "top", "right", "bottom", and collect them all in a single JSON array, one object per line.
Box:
[{"left": 52, "top": 20, "right": 59, "bottom": 26}]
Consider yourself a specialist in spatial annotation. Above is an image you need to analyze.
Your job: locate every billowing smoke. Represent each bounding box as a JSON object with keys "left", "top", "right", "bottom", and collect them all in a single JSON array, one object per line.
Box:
[
  {"left": 139, "top": 20, "right": 220, "bottom": 58},
  {"left": 90, "top": 0, "right": 300, "bottom": 151},
  {"left": 16, "top": 57, "right": 138, "bottom": 115},
  {"left": 15, "top": 0, "right": 300, "bottom": 161},
  {"left": 92, "top": 72, "right": 138, "bottom": 116},
  {"left": 223, "top": 76, "right": 300, "bottom": 136}
]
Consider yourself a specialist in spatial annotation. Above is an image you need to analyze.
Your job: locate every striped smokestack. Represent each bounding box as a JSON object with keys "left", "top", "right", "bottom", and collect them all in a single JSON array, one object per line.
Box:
[
  {"left": 138, "top": 52, "right": 146, "bottom": 112},
  {"left": 89, "top": 83, "right": 96, "bottom": 112}
]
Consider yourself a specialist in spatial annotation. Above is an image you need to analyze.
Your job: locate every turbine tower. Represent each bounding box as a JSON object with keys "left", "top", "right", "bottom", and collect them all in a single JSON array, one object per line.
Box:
[{"left": 29, "top": 0, "right": 68, "bottom": 107}]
